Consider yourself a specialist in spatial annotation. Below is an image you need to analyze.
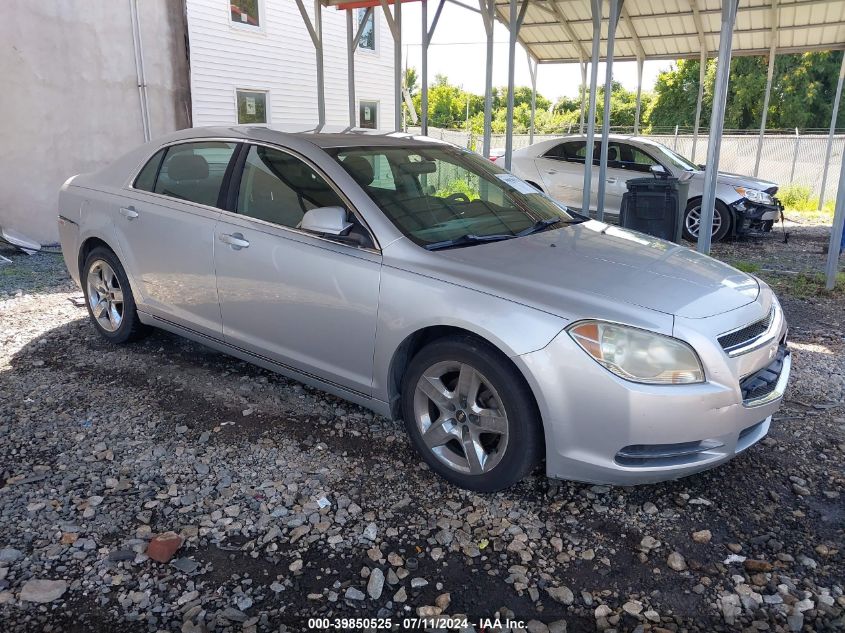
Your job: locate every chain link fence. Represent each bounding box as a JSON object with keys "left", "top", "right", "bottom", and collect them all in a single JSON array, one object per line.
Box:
[{"left": 412, "top": 127, "right": 843, "bottom": 204}]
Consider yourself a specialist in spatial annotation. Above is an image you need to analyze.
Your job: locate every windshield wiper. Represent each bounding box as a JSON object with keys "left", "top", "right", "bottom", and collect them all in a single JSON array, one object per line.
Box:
[
  {"left": 516, "top": 218, "right": 562, "bottom": 236},
  {"left": 424, "top": 233, "right": 515, "bottom": 251},
  {"left": 516, "top": 217, "right": 587, "bottom": 236}
]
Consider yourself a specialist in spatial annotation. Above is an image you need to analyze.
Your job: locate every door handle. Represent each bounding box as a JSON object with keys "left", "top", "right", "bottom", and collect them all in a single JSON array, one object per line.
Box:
[
  {"left": 606, "top": 177, "right": 618, "bottom": 184},
  {"left": 119, "top": 207, "right": 139, "bottom": 220},
  {"left": 219, "top": 232, "right": 250, "bottom": 250}
]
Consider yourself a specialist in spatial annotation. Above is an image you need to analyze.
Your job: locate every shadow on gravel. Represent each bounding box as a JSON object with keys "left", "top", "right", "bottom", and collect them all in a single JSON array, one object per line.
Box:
[{"left": 0, "top": 248, "right": 74, "bottom": 298}]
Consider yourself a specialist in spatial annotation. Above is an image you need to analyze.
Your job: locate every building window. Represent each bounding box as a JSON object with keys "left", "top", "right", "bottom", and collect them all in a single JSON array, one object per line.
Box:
[
  {"left": 359, "top": 101, "right": 378, "bottom": 129},
  {"left": 357, "top": 9, "right": 375, "bottom": 51},
  {"left": 231, "top": 0, "right": 260, "bottom": 27},
  {"left": 236, "top": 90, "right": 268, "bottom": 124}
]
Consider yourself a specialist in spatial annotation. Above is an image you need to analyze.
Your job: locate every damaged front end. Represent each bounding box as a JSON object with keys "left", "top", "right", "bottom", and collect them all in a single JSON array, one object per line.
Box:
[{"left": 729, "top": 186, "right": 782, "bottom": 237}]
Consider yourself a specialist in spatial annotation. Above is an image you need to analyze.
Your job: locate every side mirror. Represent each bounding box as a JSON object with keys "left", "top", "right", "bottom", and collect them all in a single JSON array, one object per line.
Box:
[
  {"left": 300, "top": 206, "right": 353, "bottom": 236},
  {"left": 650, "top": 164, "right": 668, "bottom": 177}
]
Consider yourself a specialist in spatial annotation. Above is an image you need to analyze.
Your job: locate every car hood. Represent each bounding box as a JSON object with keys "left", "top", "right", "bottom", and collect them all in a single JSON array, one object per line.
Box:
[
  {"left": 419, "top": 221, "right": 760, "bottom": 320},
  {"left": 689, "top": 170, "right": 779, "bottom": 193}
]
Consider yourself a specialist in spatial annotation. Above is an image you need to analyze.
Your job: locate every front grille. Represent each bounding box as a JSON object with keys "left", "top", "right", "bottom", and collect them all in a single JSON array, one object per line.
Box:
[
  {"left": 718, "top": 307, "right": 774, "bottom": 353},
  {"left": 740, "top": 346, "right": 788, "bottom": 402}
]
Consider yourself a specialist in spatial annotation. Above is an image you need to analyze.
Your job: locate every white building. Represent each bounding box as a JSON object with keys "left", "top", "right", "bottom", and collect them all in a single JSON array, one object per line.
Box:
[{"left": 186, "top": 0, "right": 396, "bottom": 130}]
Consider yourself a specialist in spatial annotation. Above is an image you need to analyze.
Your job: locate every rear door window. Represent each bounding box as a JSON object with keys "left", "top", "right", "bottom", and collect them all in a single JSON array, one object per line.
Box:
[{"left": 153, "top": 142, "right": 238, "bottom": 207}]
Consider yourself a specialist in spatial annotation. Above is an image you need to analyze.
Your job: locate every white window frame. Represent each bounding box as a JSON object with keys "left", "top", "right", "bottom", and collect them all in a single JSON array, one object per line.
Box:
[
  {"left": 234, "top": 88, "right": 271, "bottom": 125},
  {"left": 356, "top": 8, "right": 378, "bottom": 55},
  {"left": 229, "top": 0, "right": 265, "bottom": 34},
  {"left": 358, "top": 99, "right": 379, "bottom": 129}
]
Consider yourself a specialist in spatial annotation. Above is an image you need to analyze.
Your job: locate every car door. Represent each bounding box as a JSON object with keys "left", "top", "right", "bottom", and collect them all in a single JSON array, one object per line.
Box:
[
  {"left": 213, "top": 143, "right": 381, "bottom": 396},
  {"left": 112, "top": 140, "right": 239, "bottom": 337},
  {"left": 600, "top": 142, "right": 632, "bottom": 216},
  {"left": 533, "top": 141, "right": 590, "bottom": 208}
]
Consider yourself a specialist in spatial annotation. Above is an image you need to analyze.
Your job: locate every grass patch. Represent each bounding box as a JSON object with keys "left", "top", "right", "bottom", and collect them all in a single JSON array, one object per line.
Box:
[
  {"left": 778, "top": 184, "right": 835, "bottom": 224},
  {"left": 762, "top": 270, "right": 845, "bottom": 300},
  {"left": 731, "top": 260, "right": 761, "bottom": 274}
]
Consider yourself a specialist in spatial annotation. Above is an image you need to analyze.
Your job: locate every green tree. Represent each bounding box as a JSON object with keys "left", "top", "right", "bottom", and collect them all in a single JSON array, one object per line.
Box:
[{"left": 645, "top": 51, "right": 845, "bottom": 132}]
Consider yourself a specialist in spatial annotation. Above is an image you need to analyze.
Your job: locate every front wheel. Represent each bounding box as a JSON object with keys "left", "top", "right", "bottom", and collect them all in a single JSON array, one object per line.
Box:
[
  {"left": 401, "top": 336, "right": 543, "bottom": 492},
  {"left": 683, "top": 199, "right": 731, "bottom": 243}
]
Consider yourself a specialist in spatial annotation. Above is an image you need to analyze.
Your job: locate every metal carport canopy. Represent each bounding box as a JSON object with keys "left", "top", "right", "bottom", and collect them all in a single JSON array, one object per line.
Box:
[{"left": 496, "top": 0, "right": 845, "bottom": 64}]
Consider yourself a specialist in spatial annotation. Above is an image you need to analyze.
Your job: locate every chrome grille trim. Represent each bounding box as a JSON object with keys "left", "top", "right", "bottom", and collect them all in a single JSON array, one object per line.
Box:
[{"left": 718, "top": 303, "right": 778, "bottom": 357}]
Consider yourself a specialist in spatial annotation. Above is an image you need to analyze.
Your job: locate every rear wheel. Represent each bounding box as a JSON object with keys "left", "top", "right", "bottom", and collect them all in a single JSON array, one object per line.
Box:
[
  {"left": 401, "top": 336, "right": 543, "bottom": 492},
  {"left": 82, "top": 247, "right": 148, "bottom": 344},
  {"left": 683, "top": 199, "right": 731, "bottom": 243}
]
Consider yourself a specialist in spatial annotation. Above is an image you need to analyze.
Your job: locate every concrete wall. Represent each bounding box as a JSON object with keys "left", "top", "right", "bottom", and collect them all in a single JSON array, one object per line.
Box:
[{"left": 0, "top": 1, "right": 191, "bottom": 244}]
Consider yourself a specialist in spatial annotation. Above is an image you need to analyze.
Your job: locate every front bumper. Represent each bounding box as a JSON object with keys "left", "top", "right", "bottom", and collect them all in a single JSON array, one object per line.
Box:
[
  {"left": 515, "top": 302, "right": 790, "bottom": 485},
  {"left": 731, "top": 197, "right": 782, "bottom": 235}
]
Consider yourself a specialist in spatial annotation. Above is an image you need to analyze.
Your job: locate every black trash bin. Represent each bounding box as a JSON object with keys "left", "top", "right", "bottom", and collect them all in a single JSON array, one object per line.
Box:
[{"left": 619, "top": 171, "right": 686, "bottom": 243}]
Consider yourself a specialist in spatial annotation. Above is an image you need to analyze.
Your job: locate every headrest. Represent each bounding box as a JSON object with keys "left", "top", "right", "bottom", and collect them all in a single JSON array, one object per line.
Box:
[
  {"left": 608, "top": 147, "right": 619, "bottom": 162},
  {"left": 167, "top": 154, "right": 209, "bottom": 181},
  {"left": 342, "top": 156, "right": 375, "bottom": 187}
]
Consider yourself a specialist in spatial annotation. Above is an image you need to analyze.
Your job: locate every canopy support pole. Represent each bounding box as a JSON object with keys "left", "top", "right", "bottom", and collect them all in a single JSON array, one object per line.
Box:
[
  {"left": 754, "top": 0, "right": 779, "bottom": 176},
  {"left": 578, "top": 60, "right": 587, "bottom": 134},
  {"left": 528, "top": 56, "right": 538, "bottom": 145},
  {"left": 295, "top": 0, "right": 326, "bottom": 129},
  {"left": 819, "top": 52, "right": 845, "bottom": 213},
  {"left": 379, "top": 0, "right": 402, "bottom": 131},
  {"left": 480, "top": 0, "right": 494, "bottom": 157},
  {"left": 582, "top": 0, "right": 602, "bottom": 215},
  {"left": 697, "top": 0, "right": 739, "bottom": 254},
  {"left": 421, "top": 0, "right": 428, "bottom": 135},
  {"left": 634, "top": 56, "right": 644, "bottom": 135},
  {"left": 504, "top": 0, "right": 528, "bottom": 169},
  {"left": 597, "top": 0, "right": 623, "bottom": 221},
  {"left": 346, "top": 8, "right": 373, "bottom": 128},
  {"left": 691, "top": 50, "right": 706, "bottom": 164},
  {"left": 825, "top": 144, "right": 845, "bottom": 290}
]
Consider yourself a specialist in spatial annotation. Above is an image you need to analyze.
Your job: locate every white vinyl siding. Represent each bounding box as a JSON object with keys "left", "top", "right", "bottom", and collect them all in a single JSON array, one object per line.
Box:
[{"left": 186, "top": 0, "right": 394, "bottom": 129}]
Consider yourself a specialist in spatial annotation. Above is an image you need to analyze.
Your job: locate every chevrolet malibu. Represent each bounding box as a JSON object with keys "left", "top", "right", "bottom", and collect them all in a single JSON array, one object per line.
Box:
[
  {"left": 57, "top": 127, "right": 791, "bottom": 492},
  {"left": 507, "top": 134, "right": 782, "bottom": 242}
]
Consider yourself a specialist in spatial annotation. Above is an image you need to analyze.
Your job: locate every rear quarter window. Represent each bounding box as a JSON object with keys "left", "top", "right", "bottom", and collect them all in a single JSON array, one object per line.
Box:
[{"left": 133, "top": 149, "right": 166, "bottom": 191}]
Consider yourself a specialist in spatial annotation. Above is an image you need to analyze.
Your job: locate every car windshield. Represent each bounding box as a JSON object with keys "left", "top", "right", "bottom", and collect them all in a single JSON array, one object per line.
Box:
[
  {"left": 328, "top": 145, "right": 583, "bottom": 249},
  {"left": 646, "top": 142, "right": 698, "bottom": 172}
]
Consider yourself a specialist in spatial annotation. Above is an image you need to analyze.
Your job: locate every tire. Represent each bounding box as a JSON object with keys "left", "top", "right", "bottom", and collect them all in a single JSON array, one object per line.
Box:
[
  {"left": 400, "top": 336, "right": 543, "bottom": 492},
  {"left": 682, "top": 199, "right": 731, "bottom": 243},
  {"left": 82, "top": 247, "right": 148, "bottom": 344}
]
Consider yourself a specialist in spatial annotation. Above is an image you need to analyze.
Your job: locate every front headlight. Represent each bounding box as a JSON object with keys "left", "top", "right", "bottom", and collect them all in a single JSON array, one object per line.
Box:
[
  {"left": 734, "top": 186, "right": 773, "bottom": 205},
  {"left": 568, "top": 321, "right": 705, "bottom": 384}
]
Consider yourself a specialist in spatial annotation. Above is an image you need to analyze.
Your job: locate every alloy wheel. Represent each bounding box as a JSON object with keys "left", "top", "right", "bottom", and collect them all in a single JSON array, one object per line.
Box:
[
  {"left": 413, "top": 361, "right": 509, "bottom": 475},
  {"left": 86, "top": 260, "right": 124, "bottom": 332},
  {"left": 685, "top": 204, "right": 722, "bottom": 239}
]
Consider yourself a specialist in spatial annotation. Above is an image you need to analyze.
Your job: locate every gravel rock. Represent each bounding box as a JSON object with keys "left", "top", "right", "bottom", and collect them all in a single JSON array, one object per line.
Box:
[
  {"left": 19, "top": 579, "right": 68, "bottom": 603},
  {"left": 344, "top": 587, "right": 365, "bottom": 601},
  {"left": 546, "top": 585, "right": 574, "bottom": 605},
  {"left": 146, "top": 532, "right": 183, "bottom": 563},
  {"left": 367, "top": 568, "right": 385, "bottom": 599},
  {"left": 667, "top": 551, "right": 687, "bottom": 571}
]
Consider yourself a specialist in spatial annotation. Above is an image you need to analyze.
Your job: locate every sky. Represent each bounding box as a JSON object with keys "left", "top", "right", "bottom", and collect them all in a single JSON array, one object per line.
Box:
[{"left": 399, "top": 3, "right": 668, "bottom": 103}]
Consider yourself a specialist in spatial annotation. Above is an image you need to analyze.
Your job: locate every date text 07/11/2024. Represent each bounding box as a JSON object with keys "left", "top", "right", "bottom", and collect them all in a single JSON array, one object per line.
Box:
[{"left": 306, "top": 617, "right": 527, "bottom": 630}]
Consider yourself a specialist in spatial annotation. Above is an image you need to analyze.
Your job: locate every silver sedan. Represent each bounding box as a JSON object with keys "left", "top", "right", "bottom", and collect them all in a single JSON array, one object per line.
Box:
[
  {"left": 507, "top": 134, "right": 782, "bottom": 242},
  {"left": 57, "top": 126, "right": 790, "bottom": 491}
]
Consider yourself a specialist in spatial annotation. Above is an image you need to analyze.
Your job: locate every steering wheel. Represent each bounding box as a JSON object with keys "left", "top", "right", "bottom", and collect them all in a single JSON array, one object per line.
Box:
[{"left": 446, "top": 192, "right": 471, "bottom": 204}]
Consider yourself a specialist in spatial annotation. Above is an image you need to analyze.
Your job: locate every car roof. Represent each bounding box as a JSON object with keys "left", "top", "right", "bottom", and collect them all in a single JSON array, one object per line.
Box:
[{"left": 156, "top": 125, "right": 448, "bottom": 149}]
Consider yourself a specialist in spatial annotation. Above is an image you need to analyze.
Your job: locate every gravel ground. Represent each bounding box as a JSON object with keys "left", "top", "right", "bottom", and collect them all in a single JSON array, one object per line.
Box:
[{"left": 0, "top": 231, "right": 843, "bottom": 633}]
